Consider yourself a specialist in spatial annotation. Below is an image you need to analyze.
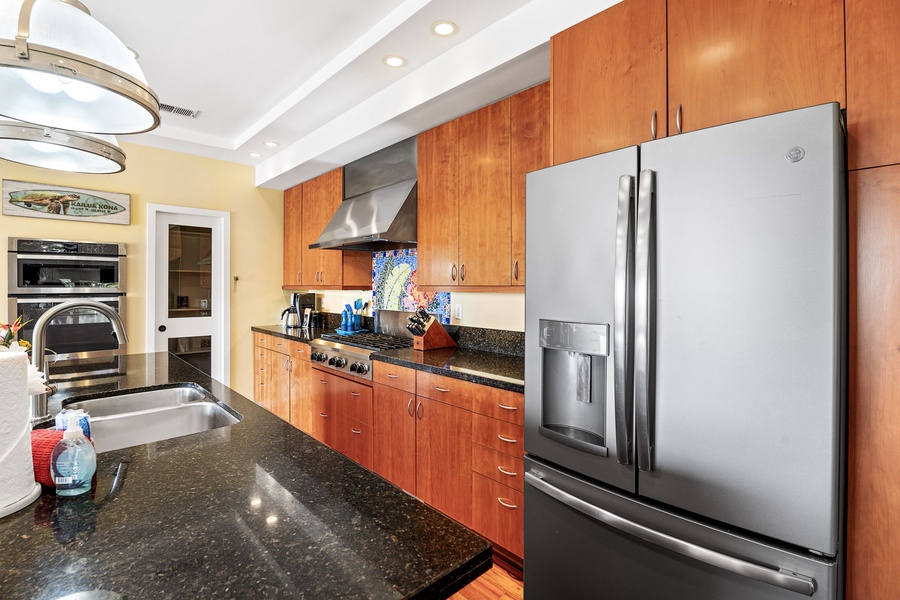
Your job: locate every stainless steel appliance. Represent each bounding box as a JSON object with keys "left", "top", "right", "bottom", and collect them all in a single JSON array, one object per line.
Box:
[
  {"left": 8, "top": 237, "right": 125, "bottom": 295},
  {"left": 8, "top": 238, "right": 127, "bottom": 372},
  {"left": 524, "top": 103, "right": 846, "bottom": 599},
  {"left": 310, "top": 332, "right": 412, "bottom": 382}
]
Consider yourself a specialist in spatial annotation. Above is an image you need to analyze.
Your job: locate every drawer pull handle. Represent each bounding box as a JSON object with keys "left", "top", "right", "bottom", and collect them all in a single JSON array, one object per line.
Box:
[
  {"left": 497, "top": 498, "right": 518, "bottom": 509},
  {"left": 259, "top": 383, "right": 265, "bottom": 386},
  {"left": 498, "top": 403, "right": 518, "bottom": 411},
  {"left": 319, "top": 380, "right": 328, "bottom": 385},
  {"left": 351, "top": 428, "right": 362, "bottom": 435},
  {"left": 350, "top": 392, "right": 361, "bottom": 397},
  {"left": 296, "top": 349, "right": 305, "bottom": 354},
  {"left": 435, "top": 387, "right": 450, "bottom": 393},
  {"left": 498, "top": 466, "right": 518, "bottom": 477},
  {"left": 498, "top": 435, "right": 518, "bottom": 444},
  {"left": 386, "top": 374, "right": 399, "bottom": 379},
  {"left": 319, "top": 413, "right": 328, "bottom": 418},
  {"left": 407, "top": 398, "right": 414, "bottom": 417}
]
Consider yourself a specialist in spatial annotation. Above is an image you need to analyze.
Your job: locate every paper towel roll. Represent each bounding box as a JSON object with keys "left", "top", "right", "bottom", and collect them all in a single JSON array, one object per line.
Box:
[{"left": 0, "top": 351, "right": 41, "bottom": 519}]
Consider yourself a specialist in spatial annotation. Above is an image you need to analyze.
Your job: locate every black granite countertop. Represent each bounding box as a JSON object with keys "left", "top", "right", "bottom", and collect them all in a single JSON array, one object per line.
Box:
[
  {"left": 251, "top": 326, "right": 525, "bottom": 394},
  {"left": 0, "top": 352, "right": 491, "bottom": 599}
]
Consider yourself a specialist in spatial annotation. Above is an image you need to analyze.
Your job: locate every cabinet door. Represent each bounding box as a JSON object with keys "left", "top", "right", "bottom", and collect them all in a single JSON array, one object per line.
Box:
[
  {"left": 510, "top": 82, "right": 551, "bottom": 287},
  {"left": 266, "top": 349, "right": 291, "bottom": 421},
  {"left": 416, "top": 396, "right": 473, "bottom": 527},
  {"left": 846, "top": 166, "right": 900, "bottom": 599},
  {"left": 417, "top": 120, "right": 459, "bottom": 287},
  {"left": 283, "top": 183, "right": 303, "bottom": 287},
  {"left": 289, "top": 355, "right": 311, "bottom": 433},
  {"left": 552, "top": 0, "right": 667, "bottom": 164},
  {"left": 253, "top": 344, "right": 266, "bottom": 406},
  {"left": 373, "top": 384, "right": 417, "bottom": 494},
  {"left": 458, "top": 99, "right": 511, "bottom": 286},
  {"left": 301, "top": 169, "right": 344, "bottom": 287},
  {"left": 668, "top": 0, "right": 845, "bottom": 134},
  {"left": 846, "top": 0, "right": 900, "bottom": 170}
]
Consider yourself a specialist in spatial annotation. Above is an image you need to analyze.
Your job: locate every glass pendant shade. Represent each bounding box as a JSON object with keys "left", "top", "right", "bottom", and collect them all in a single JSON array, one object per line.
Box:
[
  {"left": 0, "top": 0, "right": 160, "bottom": 134},
  {"left": 0, "top": 119, "right": 125, "bottom": 173}
]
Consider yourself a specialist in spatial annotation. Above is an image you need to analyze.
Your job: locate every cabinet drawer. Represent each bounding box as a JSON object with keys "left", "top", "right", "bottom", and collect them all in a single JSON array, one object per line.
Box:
[
  {"left": 335, "top": 377, "right": 374, "bottom": 426},
  {"left": 472, "top": 413, "right": 524, "bottom": 457},
  {"left": 255, "top": 333, "right": 271, "bottom": 349},
  {"left": 372, "top": 362, "right": 416, "bottom": 393},
  {"left": 333, "top": 413, "right": 374, "bottom": 470},
  {"left": 268, "top": 336, "right": 290, "bottom": 354},
  {"left": 288, "top": 340, "right": 310, "bottom": 362},
  {"left": 416, "top": 371, "right": 473, "bottom": 410},
  {"left": 472, "top": 387, "right": 524, "bottom": 425},
  {"left": 310, "top": 399, "right": 332, "bottom": 444},
  {"left": 472, "top": 472, "right": 523, "bottom": 557},
  {"left": 472, "top": 442, "right": 524, "bottom": 492}
]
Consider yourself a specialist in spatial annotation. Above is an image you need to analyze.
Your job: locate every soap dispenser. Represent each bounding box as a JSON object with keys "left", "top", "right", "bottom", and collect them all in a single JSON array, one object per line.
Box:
[{"left": 50, "top": 414, "right": 97, "bottom": 496}]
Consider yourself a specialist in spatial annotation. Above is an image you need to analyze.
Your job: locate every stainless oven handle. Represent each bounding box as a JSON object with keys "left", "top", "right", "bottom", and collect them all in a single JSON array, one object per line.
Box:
[
  {"left": 11, "top": 296, "right": 123, "bottom": 304},
  {"left": 524, "top": 473, "right": 816, "bottom": 596},
  {"left": 14, "top": 253, "right": 121, "bottom": 262}
]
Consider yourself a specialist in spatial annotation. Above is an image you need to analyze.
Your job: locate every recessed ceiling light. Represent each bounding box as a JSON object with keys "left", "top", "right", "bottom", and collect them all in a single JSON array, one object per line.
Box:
[
  {"left": 248, "top": 152, "right": 262, "bottom": 158},
  {"left": 263, "top": 141, "right": 279, "bottom": 148},
  {"left": 432, "top": 21, "right": 457, "bottom": 36},
  {"left": 383, "top": 55, "right": 406, "bottom": 68}
]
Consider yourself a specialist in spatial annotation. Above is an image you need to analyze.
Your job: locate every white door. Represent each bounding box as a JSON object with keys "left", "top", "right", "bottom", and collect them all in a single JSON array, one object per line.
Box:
[{"left": 147, "top": 204, "right": 230, "bottom": 383}]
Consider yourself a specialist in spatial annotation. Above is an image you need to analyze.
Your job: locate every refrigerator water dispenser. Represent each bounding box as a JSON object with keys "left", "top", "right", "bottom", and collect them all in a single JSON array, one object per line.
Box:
[{"left": 539, "top": 320, "right": 609, "bottom": 456}]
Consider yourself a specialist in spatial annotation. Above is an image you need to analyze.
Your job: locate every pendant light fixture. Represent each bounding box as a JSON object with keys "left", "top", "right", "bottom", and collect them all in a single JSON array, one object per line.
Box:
[
  {"left": 0, "top": 119, "right": 125, "bottom": 173},
  {"left": 0, "top": 0, "right": 160, "bottom": 135}
]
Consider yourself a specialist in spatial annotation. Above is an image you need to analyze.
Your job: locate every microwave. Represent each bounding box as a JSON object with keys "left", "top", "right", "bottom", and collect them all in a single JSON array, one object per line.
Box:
[{"left": 7, "top": 237, "right": 126, "bottom": 295}]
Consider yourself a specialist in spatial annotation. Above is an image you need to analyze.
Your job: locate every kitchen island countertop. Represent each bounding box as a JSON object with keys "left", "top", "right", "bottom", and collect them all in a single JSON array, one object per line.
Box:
[{"left": 0, "top": 352, "right": 491, "bottom": 599}]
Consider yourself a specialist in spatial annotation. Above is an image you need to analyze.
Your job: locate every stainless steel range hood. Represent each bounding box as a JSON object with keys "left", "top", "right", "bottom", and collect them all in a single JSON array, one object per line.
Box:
[{"left": 310, "top": 137, "right": 417, "bottom": 252}]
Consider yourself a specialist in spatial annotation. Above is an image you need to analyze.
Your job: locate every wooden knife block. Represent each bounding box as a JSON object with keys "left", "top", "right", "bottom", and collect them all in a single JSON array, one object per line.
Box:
[{"left": 413, "top": 320, "right": 457, "bottom": 351}]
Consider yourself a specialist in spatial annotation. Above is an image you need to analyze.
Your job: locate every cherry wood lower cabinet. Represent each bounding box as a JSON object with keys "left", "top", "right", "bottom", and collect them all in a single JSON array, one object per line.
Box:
[
  {"left": 471, "top": 473, "right": 524, "bottom": 559},
  {"left": 253, "top": 335, "right": 291, "bottom": 422},
  {"left": 373, "top": 383, "right": 417, "bottom": 494},
  {"left": 415, "top": 396, "right": 473, "bottom": 528},
  {"left": 288, "top": 341, "right": 312, "bottom": 433}
]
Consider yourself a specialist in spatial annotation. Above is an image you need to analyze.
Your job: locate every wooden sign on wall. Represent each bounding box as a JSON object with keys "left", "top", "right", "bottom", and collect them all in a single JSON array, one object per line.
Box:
[{"left": 2, "top": 179, "right": 131, "bottom": 225}]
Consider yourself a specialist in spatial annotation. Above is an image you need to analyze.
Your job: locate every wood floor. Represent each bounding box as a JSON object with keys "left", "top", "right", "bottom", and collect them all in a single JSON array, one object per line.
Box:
[{"left": 452, "top": 565, "right": 523, "bottom": 600}]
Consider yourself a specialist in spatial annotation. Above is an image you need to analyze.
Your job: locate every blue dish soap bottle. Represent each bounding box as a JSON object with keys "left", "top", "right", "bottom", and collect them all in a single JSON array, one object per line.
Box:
[{"left": 50, "top": 414, "right": 97, "bottom": 496}]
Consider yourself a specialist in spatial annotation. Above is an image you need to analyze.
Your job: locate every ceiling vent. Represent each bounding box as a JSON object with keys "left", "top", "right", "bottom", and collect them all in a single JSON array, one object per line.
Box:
[{"left": 159, "top": 103, "right": 201, "bottom": 118}]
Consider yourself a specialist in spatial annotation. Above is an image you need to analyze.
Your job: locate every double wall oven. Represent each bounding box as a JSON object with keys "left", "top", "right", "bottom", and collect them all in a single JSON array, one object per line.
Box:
[{"left": 7, "top": 238, "right": 126, "bottom": 381}]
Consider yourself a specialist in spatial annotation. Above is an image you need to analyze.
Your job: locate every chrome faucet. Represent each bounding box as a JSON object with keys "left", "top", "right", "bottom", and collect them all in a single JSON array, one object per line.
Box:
[{"left": 29, "top": 300, "right": 128, "bottom": 427}]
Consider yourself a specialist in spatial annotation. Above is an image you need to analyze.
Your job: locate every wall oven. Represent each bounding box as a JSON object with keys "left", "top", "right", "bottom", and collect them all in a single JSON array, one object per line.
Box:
[{"left": 7, "top": 238, "right": 127, "bottom": 381}]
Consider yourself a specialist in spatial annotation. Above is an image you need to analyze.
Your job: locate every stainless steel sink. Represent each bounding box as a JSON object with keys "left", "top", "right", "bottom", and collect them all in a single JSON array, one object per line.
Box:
[{"left": 63, "top": 385, "right": 243, "bottom": 453}]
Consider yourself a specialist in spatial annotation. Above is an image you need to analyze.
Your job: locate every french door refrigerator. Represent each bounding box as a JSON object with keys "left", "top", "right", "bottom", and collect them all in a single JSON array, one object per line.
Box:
[{"left": 523, "top": 103, "right": 846, "bottom": 599}]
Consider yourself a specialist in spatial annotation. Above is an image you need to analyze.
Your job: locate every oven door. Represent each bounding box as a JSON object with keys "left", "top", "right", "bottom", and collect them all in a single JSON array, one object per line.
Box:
[
  {"left": 9, "top": 295, "right": 126, "bottom": 360},
  {"left": 8, "top": 252, "right": 125, "bottom": 295}
]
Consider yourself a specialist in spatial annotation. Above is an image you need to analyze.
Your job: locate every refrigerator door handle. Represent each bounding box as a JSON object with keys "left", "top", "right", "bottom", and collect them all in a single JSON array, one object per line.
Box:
[
  {"left": 634, "top": 169, "right": 655, "bottom": 471},
  {"left": 614, "top": 174, "right": 636, "bottom": 465},
  {"left": 524, "top": 472, "right": 817, "bottom": 597}
]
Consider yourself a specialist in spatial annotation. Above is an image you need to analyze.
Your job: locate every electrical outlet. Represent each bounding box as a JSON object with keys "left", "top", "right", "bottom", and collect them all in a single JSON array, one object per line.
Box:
[{"left": 454, "top": 303, "right": 463, "bottom": 319}]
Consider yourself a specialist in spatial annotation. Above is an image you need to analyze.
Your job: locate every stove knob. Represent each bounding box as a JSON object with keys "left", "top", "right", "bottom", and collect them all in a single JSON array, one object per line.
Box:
[
  {"left": 328, "top": 357, "right": 337, "bottom": 366},
  {"left": 350, "top": 363, "right": 359, "bottom": 373},
  {"left": 357, "top": 363, "right": 369, "bottom": 375},
  {"left": 317, "top": 353, "right": 328, "bottom": 363},
  {"left": 310, "top": 352, "right": 319, "bottom": 361},
  {"left": 335, "top": 357, "right": 347, "bottom": 368}
]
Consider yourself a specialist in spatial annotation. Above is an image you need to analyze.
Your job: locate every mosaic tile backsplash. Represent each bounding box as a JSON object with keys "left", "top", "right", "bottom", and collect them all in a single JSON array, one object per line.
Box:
[{"left": 372, "top": 249, "right": 451, "bottom": 324}]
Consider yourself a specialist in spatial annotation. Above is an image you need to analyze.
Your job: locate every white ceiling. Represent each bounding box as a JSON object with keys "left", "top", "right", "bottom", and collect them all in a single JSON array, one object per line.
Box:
[{"left": 83, "top": 0, "right": 617, "bottom": 190}]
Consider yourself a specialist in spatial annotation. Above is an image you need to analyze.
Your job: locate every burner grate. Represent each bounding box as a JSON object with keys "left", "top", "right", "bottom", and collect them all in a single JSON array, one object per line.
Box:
[{"left": 319, "top": 332, "right": 412, "bottom": 351}]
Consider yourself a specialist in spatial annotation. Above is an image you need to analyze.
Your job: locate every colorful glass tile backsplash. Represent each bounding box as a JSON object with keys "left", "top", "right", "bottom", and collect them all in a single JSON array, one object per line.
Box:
[{"left": 372, "top": 249, "right": 450, "bottom": 323}]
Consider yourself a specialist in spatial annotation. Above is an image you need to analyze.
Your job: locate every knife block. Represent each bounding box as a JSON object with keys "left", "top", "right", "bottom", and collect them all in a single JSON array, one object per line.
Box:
[{"left": 413, "top": 320, "right": 457, "bottom": 351}]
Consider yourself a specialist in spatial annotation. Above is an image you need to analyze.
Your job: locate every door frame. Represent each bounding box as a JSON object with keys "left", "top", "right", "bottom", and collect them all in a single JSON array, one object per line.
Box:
[{"left": 146, "top": 203, "right": 231, "bottom": 384}]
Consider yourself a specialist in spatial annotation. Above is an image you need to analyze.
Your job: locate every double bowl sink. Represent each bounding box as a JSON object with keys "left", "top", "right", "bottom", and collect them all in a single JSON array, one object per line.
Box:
[{"left": 63, "top": 384, "right": 243, "bottom": 453}]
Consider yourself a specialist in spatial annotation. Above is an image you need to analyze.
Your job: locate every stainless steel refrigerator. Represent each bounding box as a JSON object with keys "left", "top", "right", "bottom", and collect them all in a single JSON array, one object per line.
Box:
[{"left": 523, "top": 103, "right": 846, "bottom": 599}]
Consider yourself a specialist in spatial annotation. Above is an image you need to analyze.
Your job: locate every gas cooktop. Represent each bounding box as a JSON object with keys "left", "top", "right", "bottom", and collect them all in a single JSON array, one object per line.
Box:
[{"left": 310, "top": 332, "right": 412, "bottom": 381}]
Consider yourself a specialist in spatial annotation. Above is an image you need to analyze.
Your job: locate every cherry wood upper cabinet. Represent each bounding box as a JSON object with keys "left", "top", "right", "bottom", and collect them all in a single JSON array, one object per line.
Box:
[
  {"left": 458, "top": 99, "right": 512, "bottom": 287},
  {"left": 667, "top": 0, "right": 845, "bottom": 135},
  {"left": 417, "top": 120, "right": 459, "bottom": 287},
  {"left": 846, "top": 0, "right": 900, "bottom": 170},
  {"left": 298, "top": 168, "right": 370, "bottom": 290},
  {"left": 552, "top": 0, "right": 667, "bottom": 164},
  {"left": 282, "top": 184, "right": 303, "bottom": 288},
  {"left": 511, "top": 82, "right": 551, "bottom": 287},
  {"left": 846, "top": 165, "right": 900, "bottom": 599}
]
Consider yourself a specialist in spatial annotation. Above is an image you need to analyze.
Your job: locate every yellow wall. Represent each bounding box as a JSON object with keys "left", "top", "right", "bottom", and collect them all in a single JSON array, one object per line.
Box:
[{"left": 0, "top": 142, "right": 285, "bottom": 399}]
